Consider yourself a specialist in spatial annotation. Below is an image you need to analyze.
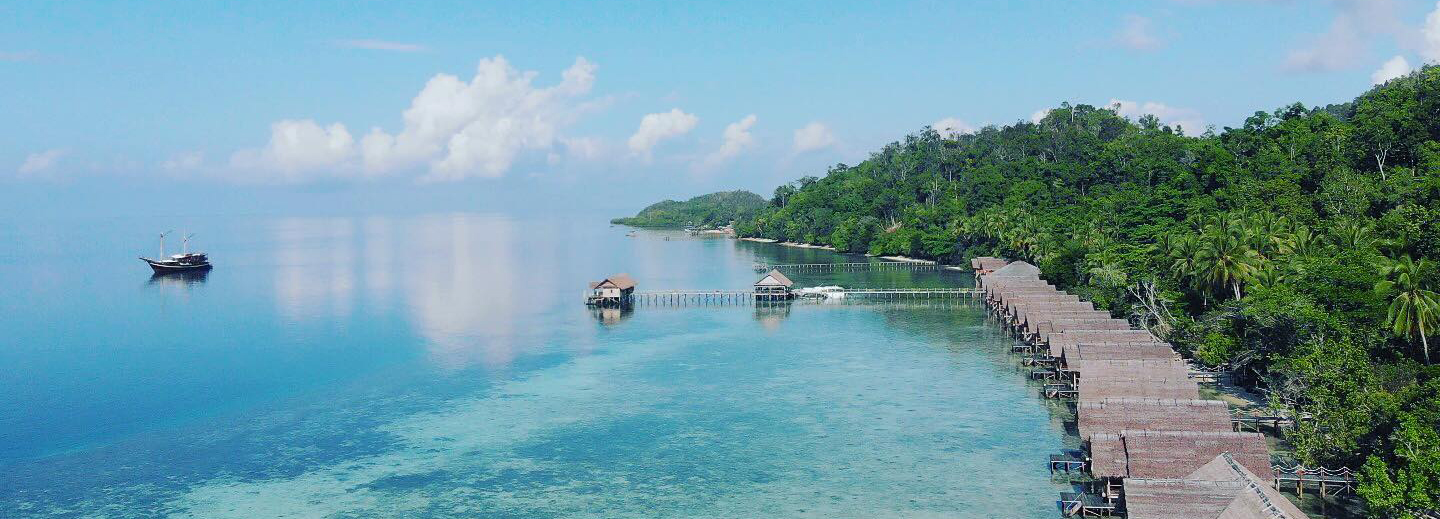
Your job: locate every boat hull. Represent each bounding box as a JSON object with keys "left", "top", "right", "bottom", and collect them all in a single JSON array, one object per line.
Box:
[{"left": 141, "top": 258, "right": 213, "bottom": 273}]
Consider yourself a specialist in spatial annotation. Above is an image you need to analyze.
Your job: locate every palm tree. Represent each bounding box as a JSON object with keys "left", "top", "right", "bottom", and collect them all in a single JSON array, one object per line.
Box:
[
  {"left": 1196, "top": 227, "right": 1261, "bottom": 300},
  {"left": 1332, "top": 220, "right": 1376, "bottom": 250},
  {"left": 1375, "top": 255, "right": 1440, "bottom": 363}
]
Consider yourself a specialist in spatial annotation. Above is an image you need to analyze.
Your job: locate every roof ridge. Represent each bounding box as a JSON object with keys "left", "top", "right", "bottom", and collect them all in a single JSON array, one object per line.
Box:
[{"left": 1222, "top": 453, "right": 1293, "bottom": 519}]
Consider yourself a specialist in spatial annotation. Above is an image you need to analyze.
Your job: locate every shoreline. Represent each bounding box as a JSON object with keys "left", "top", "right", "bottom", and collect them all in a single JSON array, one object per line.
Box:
[{"left": 740, "top": 238, "right": 969, "bottom": 268}]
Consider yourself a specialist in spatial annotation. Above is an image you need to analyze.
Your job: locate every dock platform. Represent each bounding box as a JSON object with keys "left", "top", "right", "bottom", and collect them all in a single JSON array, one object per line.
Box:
[{"left": 753, "top": 261, "right": 941, "bottom": 273}]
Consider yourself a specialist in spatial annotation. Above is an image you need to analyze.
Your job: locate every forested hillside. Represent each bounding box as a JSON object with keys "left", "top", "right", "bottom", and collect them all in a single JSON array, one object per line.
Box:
[
  {"left": 611, "top": 190, "right": 766, "bottom": 228},
  {"left": 738, "top": 68, "right": 1440, "bottom": 516}
]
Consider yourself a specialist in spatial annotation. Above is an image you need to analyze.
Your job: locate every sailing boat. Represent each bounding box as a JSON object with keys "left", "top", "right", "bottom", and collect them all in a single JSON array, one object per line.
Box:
[{"left": 140, "top": 231, "right": 212, "bottom": 273}]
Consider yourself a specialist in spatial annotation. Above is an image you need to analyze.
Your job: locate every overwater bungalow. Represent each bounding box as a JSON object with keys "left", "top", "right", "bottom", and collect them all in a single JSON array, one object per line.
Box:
[
  {"left": 754, "top": 269, "right": 795, "bottom": 300},
  {"left": 970, "top": 256, "right": 1008, "bottom": 276},
  {"left": 1077, "top": 398, "right": 1234, "bottom": 441},
  {"left": 1122, "top": 453, "right": 1308, "bottom": 519},
  {"left": 1089, "top": 430, "right": 1274, "bottom": 481},
  {"left": 587, "top": 274, "right": 637, "bottom": 306}
]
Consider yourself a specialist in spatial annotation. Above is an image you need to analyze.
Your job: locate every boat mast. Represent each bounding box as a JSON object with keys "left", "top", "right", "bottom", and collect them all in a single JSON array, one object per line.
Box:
[
  {"left": 183, "top": 233, "right": 194, "bottom": 254},
  {"left": 159, "top": 230, "right": 173, "bottom": 258}
]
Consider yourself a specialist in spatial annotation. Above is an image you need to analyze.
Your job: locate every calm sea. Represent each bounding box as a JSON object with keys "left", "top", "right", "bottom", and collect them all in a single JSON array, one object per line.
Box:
[{"left": 0, "top": 214, "right": 1070, "bottom": 518}]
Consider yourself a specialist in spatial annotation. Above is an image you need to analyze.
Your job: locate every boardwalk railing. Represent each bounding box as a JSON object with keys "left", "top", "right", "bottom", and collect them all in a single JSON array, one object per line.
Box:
[
  {"left": 754, "top": 261, "right": 942, "bottom": 273},
  {"left": 1272, "top": 464, "right": 1356, "bottom": 497},
  {"left": 620, "top": 288, "right": 981, "bottom": 306}
]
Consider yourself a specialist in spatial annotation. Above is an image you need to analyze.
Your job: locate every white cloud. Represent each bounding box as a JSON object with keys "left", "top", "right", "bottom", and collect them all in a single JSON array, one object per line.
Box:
[
  {"left": 1109, "top": 99, "right": 1206, "bottom": 133},
  {"left": 231, "top": 119, "right": 356, "bottom": 180},
  {"left": 161, "top": 151, "right": 205, "bottom": 171},
  {"left": 931, "top": 117, "right": 975, "bottom": 136},
  {"left": 1423, "top": 2, "right": 1440, "bottom": 62},
  {"left": 1371, "top": 55, "right": 1412, "bottom": 84},
  {"left": 1030, "top": 109, "right": 1050, "bottom": 123},
  {"left": 17, "top": 149, "right": 66, "bottom": 177},
  {"left": 699, "top": 114, "right": 757, "bottom": 170},
  {"left": 561, "top": 136, "right": 605, "bottom": 161},
  {"left": 232, "top": 56, "right": 599, "bottom": 183},
  {"left": 1117, "top": 14, "right": 1163, "bottom": 51},
  {"left": 792, "top": 122, "right": 836, "bottom": 152},
  {"left": 627, "top": 108, "right": 699, "bottom": 158},
  {"left": 335, "top": 39, "right": 427, "bottom": 52},
  {"left": 1284, "top": 0, "right": 1408, "bottom": 72}
]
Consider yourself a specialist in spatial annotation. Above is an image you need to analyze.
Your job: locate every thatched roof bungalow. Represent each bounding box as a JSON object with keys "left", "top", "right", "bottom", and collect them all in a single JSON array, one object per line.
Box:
[
  {"left": 1035, "top": 319, "right": 1135, "bottom": 343},
  {"left": 1023, "top": 311, "right": 1114, "bottom": 334},
  {"left": 1078, "top": 376, "right": 1201, "bottom": 401},
  {"left": 1013, "top": 303, "right": 1100, "bottom": 326},
  {"left": 1047, "top": 330, "right": 1162, "bottom": 357},
  {"left": 1122, "top": 453, "right": 1307, "bottom": 519},
  {"left": 587, "top": 273, "right": 637, "bottom": 305},
  {"left": 753, "top": 269, "right": 795, "bottom": 300},
  {"left": 1065, "top": 358, "right": 1192, "bottom": 382},
  {"left": 1077, "top": 398, "right": 1233, "bottom": 440},
  {"left": 970, "top": 256, "right": 1008, "bottom": 274},
  {"left": 988, "top": 260, "right": 1040, "bottom": 278},
  {"left": 1088, "top": 430, "right": 1273, "bottom": 480},
  {"left": 1059, "top": 343, "right": 1178, "bottom": 364}
]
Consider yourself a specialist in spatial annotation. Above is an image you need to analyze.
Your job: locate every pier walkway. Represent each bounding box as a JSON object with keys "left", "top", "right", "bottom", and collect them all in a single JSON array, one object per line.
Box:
[
  {"left": 625, "top": 288, "right": 979, "bottom": 305},
  {"left": 753, "top": 261, "right": 941, "bottom": 273}
]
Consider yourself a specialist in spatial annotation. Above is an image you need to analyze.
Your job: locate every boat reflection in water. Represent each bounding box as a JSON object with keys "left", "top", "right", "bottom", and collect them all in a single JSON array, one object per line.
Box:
[{"left": 147, "top": 269, "right": 210, "bottom": 287}]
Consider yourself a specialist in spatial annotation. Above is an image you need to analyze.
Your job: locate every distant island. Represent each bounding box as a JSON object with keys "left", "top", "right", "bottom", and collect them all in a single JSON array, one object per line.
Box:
[{"left": 611, "top": 190, "right": 767, "bottom": 228}]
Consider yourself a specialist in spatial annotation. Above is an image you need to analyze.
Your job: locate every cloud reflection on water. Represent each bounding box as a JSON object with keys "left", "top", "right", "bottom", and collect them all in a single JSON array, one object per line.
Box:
[{"left": 269, "top": 213, "right": 572, "bottom": 371}]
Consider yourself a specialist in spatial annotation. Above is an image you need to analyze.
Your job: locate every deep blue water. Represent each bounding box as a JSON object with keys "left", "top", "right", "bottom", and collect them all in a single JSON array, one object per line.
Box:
[{"left": 0, "top": 214, "right": 1070, "bottom": 517}]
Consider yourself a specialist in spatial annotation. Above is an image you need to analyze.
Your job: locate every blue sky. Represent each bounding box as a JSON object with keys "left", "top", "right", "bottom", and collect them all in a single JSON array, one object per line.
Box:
[{"left": 3, "top": 0, "right": 1438, "bottom": 217}]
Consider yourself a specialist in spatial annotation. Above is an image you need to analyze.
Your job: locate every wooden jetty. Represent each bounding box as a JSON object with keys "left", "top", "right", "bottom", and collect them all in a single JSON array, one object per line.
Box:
[
  {"left": 626, "top": 287, "right": 980, "bottom": 305},
  {"left": 752, "top": 261, "right": 940, "bottom": 273}
]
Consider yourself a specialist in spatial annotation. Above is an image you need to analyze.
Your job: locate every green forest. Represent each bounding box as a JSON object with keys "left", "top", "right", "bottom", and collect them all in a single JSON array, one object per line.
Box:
[
  {"left": 736, "top": 68, "right": 1440, "bottom": 517},
  {"left": 611, "top": 190, "right": 766, "bottom": 228}
]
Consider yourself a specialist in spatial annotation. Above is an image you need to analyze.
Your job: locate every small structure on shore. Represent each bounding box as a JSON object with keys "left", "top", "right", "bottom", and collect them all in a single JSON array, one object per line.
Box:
[
  {"left": 587, "top": 274, "right": 637, "bottom": 306},
  {"left": 754, "top": 269, "right": 795, "bottom": 300}
]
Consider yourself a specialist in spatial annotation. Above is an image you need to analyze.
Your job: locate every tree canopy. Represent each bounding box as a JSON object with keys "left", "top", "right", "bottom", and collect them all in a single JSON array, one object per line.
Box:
[{"left": 734, "top": 67, "right": 1440, "bottom": 517}]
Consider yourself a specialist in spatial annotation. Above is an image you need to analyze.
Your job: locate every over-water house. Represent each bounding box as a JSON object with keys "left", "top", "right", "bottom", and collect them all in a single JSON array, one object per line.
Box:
[
  {"left": 587, "top": 274, "right": 636, "bottom": 306},
  {"left": 754, "top": 269, "right": 795, "bottom": 300}
]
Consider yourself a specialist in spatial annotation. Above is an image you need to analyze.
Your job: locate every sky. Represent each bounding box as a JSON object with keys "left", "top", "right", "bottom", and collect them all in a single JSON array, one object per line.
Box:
[{"left": 4, "top": 0, "right": 1440, "bottom": 218}]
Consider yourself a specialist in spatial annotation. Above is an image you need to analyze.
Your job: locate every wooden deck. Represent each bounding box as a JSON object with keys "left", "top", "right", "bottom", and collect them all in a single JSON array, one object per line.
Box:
[
  {"left": 753, "top": 261, "right": 942, "bottom": 272},
  {"left": 619, "top": 288, "right": 980, "bottom": 306}
]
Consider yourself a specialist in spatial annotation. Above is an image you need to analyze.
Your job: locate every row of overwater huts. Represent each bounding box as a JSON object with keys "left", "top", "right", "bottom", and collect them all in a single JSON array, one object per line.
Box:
[
  {"left": 972, "top": 257, "right": 1307, "bottom": 519},
  {"left": 586, "top": 270, "right": 796, "bottom": 306}
]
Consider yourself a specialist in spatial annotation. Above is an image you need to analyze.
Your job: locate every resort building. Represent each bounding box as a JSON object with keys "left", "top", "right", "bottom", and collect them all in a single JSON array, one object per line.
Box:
[
  {"left": 754, "top": 269, "right": 795, "bottom": 300},
  {"left": 587, "top": 274, "right": 637, "bottom": 306}
]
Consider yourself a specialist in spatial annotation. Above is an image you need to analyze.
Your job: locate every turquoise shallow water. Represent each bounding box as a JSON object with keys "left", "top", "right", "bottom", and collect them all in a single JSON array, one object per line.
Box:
[{"left": 0, "top": 214, "right": 1069, "bottom": 518}]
